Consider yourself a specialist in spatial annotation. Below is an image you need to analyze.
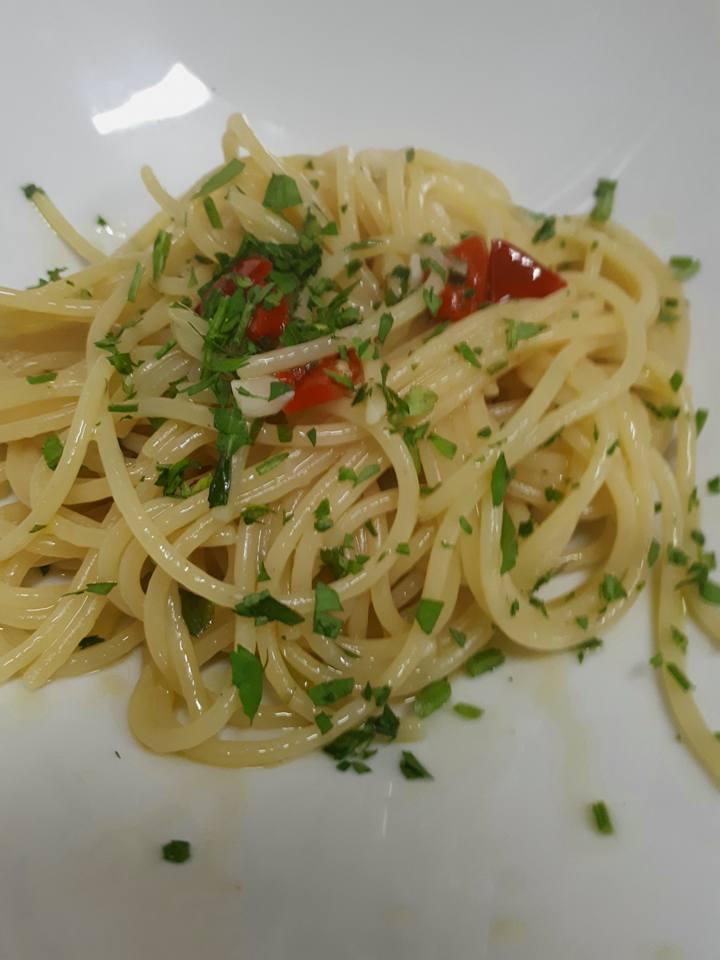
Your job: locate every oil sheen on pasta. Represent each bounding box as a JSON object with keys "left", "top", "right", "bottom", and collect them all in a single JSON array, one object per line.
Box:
[{"left": 0, "top": 114, "right": 717, "bottom": 781}]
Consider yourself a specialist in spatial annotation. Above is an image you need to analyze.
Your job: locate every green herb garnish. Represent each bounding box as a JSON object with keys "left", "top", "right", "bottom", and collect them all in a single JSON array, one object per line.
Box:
[
  {"left": 42, "top": 434, "right": 63, "bottom": 471},
  {"left": 127, "top": 263, "right": 143, "bottom": 302},
  {"left": 263, "top": 173, "right": 302, "bottom": 211},
  {"left": 453, "top": 703, "right": 484, "bottom": 719},
  {"left": 162, "top": 840, "right": 191, "bottom": 863},
  {"left": 195, "top": 158, "right": 245, "bottom": 198},
  {"left": 234, "top": 590, "right": 303, "bottom": 626},
  {"left": 532, "top": 216, "right": 556, "bottom": 243},
  {"left": 229, "top": 646, "right": 264, "bottom": 721},
  {"left": 491, "top": 453, "right": 511, "bottom": 506},
  {"left": 465, "top": 648, "right": 505, "bottom": 676},
  {"left": 308, "top": 676, "right": 355, "bottom": 706},
  {"left": 179, "top": 589, "right": 214, "bottom": 636},
  {"left": 599, "top": 574, "right": 626, "bottom": 603},
  {"left": 505, "top": 319, "right": 546, "bottom": 351},
  {"left": 669, "top": 256, "right": 700, "bottom": 281},
  {"left": 415, "top": 597, "right": 444, "bottom": 634},
  {"left": 414, "top": 678, "right": 451, "bottom": 718},
  {"left": 590, "top": 179, "right": 617, "bottom": 223},
  {"left": 590, "top": 801, "right": 614, "bottom": 835},
  {"left": 399, "top": 750, "right": 433, "bottom": 781},
  {"left": 500, "top": 508, "right": 517, "bottom": 574},
  {"left": 313, "top": 581, "right": 344, "bottom": 639},
  {"left": 575, "top": 637, "right": 603, "bottom": 663}
]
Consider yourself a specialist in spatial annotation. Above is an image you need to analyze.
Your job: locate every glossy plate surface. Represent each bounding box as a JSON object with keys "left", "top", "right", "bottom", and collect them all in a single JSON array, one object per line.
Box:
[{"left": 1, "top": 3, "right": 719, "bottom": 958}]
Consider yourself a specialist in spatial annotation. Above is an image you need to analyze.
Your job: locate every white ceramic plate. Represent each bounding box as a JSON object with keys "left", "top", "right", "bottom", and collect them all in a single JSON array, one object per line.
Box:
[{"left": 1, "top": 2, "right": 719, "bottom": 958}]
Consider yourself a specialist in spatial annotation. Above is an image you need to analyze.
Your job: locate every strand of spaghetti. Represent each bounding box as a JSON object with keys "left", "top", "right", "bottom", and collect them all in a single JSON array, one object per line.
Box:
[
  {"left": 0, "top": 359, "right": 108, "bottom": 563},
  {"left": 27, "top": 190, "right": 105, "bottom": 263}
]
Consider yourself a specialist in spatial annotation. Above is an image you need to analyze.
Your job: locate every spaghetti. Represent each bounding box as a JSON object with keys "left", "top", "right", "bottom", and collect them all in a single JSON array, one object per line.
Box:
[{"left": 1, "top": 114, "right": 717, "bottom": 780}]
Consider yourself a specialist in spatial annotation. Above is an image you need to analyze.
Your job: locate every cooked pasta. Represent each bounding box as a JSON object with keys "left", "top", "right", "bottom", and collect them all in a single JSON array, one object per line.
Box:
[{"left": 1, "top": 114, "right": 717, "bottom": 781}]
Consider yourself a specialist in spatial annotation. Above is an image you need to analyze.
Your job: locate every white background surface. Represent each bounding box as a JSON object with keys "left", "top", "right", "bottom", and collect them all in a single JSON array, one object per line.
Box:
[{"left": 1, "top": 2, "right": 719, "bottom": 958}]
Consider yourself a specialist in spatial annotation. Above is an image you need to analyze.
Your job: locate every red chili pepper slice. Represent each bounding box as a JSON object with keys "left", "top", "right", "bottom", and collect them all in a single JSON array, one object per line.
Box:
[
  {"left": 279, "top": 350, "right": 363, "bottom": 415},
  {"left": 487, "top": 239, "right": 566, "bottom": 302}
]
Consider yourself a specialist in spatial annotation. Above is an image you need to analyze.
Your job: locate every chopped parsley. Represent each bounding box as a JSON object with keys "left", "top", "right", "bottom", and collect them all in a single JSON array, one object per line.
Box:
[
  {"left": 696, "top": 409, "right": 709, "bottom": 435},
  {"left": 590, "top": 801, "right": 614, "bottom": 835},
  {"left": 404, "top": 385, "right": 437, "bottom": 418},
  {"left": 459, "top": 516, "right": 473, "bottom": 535},
  {"left": 415, "top": 597, "right": 444, "bottom": 634},
  {"left": 313, "top": 498, "right": 333, "bottom": 533},
  {"left": 377, "top": 312, "right": 394, "bottom": 345},
  {"left": 518, "top": 518, "right": 534, "bottom": 538},
  {"left": 575, "top": 616, "right": 589, "bottom": 630},
  {"left": 669, "top": 256, "right": 701, "bottom": 281},
  {"left": 413, "top": 678, "right": 451, "bottom": 718},
  {"left": 544, "top": 486, "right": 564, "bottom": 503},
  {"left": 26, "top": 371, "right": 57, "bottom": 384},
  {"left": 669, "top": 370, "right": 683, "bottom": 393},
  {"left": 162, "top": 840, "right": 191, "bottom": 863},
  {"left": 65, "top": 581, "right": 117, "bottom": 597},
  {"left": 399, "top": 750, "right": 433, "bottom": 781},
  {"left": 422, "top": 287, "right": 441, "bottom": 317},
  {"left": 575, "top": 637, "right": 603, "bottom": 663},
  {"left": 127, "top": 263, "right": 143, "bottom": 302},
  {"left": 465, "top": 648, "right": 505, "bottom": 677},
  {"left": 500, "top": 508, "right": 517, "bottom": 574},
  {"left": 491, "top": 453, "right": 512, "bottom": 506},
  {"left": 320, "top": 536, "right": 369, "bottom": 579},
  {"left": 155, "top": 458, "right": 204, "bottom": 498},
  {"left": 647, "top": 539, "right": 660, "bottom": 568},
  {"left": 708, "top": 476, "right": 720, "bottom": 494},
  {"left": 505, "top": 319, "right": 546, "bottom": 351},
  {"left": 308, "top": 676, "right": 354, "bottom": 706},
  {"left": 203, "top": 195, "right": 222, "bottom": 229},
  {"left": 42, "top": 434, "right": 63, "bottom": 471},
  {"left": 234, "top": 590, "right": 303, "bottom": 626},
  {"left": 263, "top": 173, "right": 302, "bottom": 212},
  {"left": 78, "top": 635, "right": 105, "bottom": 650},
  {"left": 429, "top": 433, "right": 457, "bottom": 460},
  {"left": 589, "top": 179, "right": 617, "bottom": 223},
  {"left": 229, "top": 646, "right": 264, "bottom": 721},
  {"left": 667, "top": 544, "right": 689, "bottom": 567},
  {"left": 700, "top": 580, "right": 720, "bottom": 605},
  {"left": 21, "top": 183, "right": 45, "bottom": 199},
  {"left": 306, "top": 427, "right": 317, "bottom": 447},
  {"left": 208, "top": 407, "right": 251, "bottom": 508},
  {"left": 455, "top": 341, "right": 482, "bottom": 368},
  {"left": 449, "top": 627, "right": 466, "bottom": 648},
  {"left": 195, "top": 158, "right": 245, "bottom": 198},
  {"left": 644, "top": 400, "right": 680, "bottom": 420},
  {"left": 532, "top": 216, "right": 556, "bottom": 243},
  {"left": 315, "top": 712, "right": 333, "bottom": 734},
  {"left": 666, "top": 661, "right": 693, "bottom": 691},
  {"left": 454, "top": 702, "right": 484, "bottom": 720},
  {"left": 152, "top": 229, "right": 171, "bottom": 282},
  {"left": 599, "top": 574, "right": 626, "bottom": 603},
  {"left": 313, "top": 582, "right": 344, "bottom": 638},
  {"left": 671, "top": 626, "right": 688, "bottom": 653},
  {"left": 179, "top": 589, "right": 214, "bottom": 636},
  {"left": 255, "top": 452, "right": 289, "bottom": 476},
  {"left": 154, "top": 339, "right": 176, "bottom": 360},
  {"left": 338, "top": 463, "right": 381, "bottom": 487}
]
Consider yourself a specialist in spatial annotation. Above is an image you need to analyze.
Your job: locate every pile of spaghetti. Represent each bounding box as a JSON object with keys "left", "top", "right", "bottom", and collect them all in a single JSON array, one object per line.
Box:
[{"left": 1, "top": 114, "right": 717, "bottom": 779}]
